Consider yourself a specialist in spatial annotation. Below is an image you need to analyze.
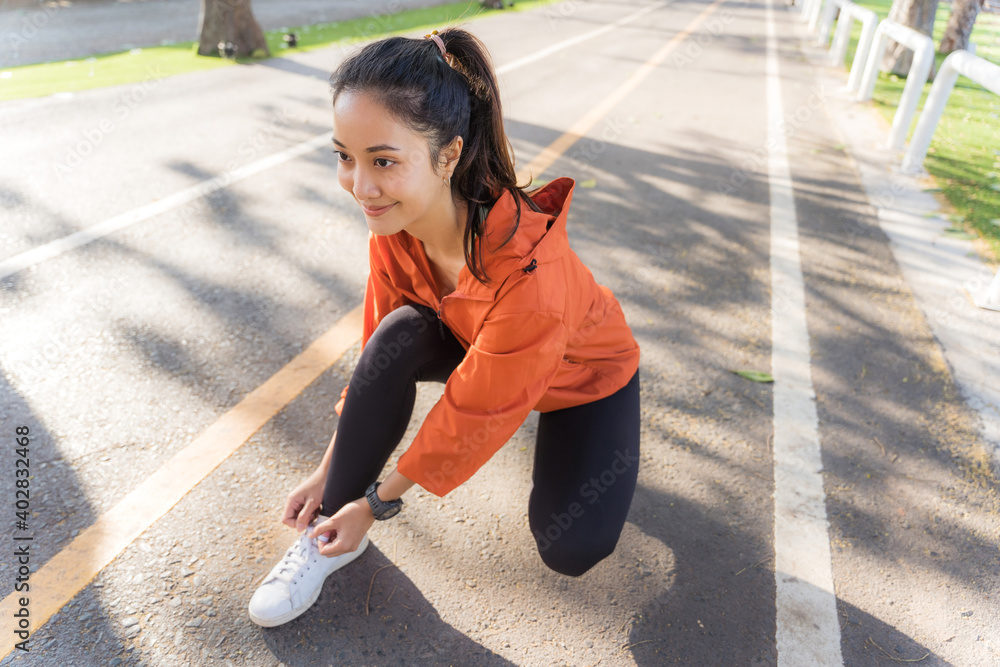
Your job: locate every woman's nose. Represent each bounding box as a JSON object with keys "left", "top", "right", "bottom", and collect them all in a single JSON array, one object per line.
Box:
[{"left": 353, "top": 171, "right": 380, "bottom": 200}]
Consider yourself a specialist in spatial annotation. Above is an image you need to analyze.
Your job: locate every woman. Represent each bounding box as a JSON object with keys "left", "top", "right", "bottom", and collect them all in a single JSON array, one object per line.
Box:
[{"left": 248, "top": 28, "right": 641, "bottom": 628}]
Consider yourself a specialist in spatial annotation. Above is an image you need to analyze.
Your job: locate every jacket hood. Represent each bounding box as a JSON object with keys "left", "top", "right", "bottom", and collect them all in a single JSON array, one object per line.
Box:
[{"left": 471, "top": 176, "right": 576, "bottom": 297}]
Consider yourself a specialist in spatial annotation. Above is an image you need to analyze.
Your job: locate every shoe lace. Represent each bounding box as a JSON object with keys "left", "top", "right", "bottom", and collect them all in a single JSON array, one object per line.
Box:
[{"left": 272, "top": 531, "right": 319, "bottom": 583}]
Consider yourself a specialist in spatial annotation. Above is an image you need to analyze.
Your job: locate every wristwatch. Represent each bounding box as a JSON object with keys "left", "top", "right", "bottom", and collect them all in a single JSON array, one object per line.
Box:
[{"left": 366, "top": 482, "right": 403, "bottom": 520}]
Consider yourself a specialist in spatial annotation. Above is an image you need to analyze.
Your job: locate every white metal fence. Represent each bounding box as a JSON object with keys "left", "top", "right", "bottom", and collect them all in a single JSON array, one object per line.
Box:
[
  {"left": 856, "top": 20, "right": 935, "bottom": 150},
  {"left": 827, "top": 0, "right": 879, "bottom": 92},
  {"left": 801, "top": 2, "right": 1000, "bottom": 310}
]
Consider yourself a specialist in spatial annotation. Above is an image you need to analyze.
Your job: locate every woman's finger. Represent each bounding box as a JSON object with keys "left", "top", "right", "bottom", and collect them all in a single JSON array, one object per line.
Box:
[
  {"left": 318, "top": 531, "right": 355, "bottom": 558},
  {"left": 310, "top": 514, "right": 336, "bottom": 539},
  {"left": 295, "top": 502, "right": 319, "bottom": 532},
  {"left": 281, "top": 499, "right": 304, "bottom": 528}
]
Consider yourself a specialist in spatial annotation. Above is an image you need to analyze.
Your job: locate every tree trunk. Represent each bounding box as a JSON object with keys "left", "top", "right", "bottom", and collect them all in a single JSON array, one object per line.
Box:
[
  {"left": 197, "top": 0, "right": 270, "bottom": 58},
  {"left": 939, "top": 0, "right": 984, "bottom": 53},
  {"left": 881, "top": 0, "right": 939, "bottom": 76}
]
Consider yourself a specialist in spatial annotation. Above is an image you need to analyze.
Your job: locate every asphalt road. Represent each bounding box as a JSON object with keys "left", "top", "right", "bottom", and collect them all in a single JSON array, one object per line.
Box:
[
  {"left": 1, "top": 1, "right": 999, "bottom": 665},
  {"left": 0, "top": 0, "right": 452, "bottom": 67}
]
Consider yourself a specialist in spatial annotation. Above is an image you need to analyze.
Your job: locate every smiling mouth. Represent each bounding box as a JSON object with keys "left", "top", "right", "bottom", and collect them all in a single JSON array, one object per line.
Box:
[{"left": 360, "top": 202, "right": 396, "bottom": 217}]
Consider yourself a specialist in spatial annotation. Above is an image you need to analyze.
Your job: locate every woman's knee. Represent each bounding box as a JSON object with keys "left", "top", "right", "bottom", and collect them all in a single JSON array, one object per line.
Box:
[
  {"left": 368, "top": 305, "right": 437, "bottom": 347},
  {"left": 534, "top": 531, "right": 618, "bottom": 577},
  {"left": 530, "top": 503, "right": 622, "bottom": 576},
  {"left": 351, "top": 304, "right": 462, "bottom": 393},
  {"left": 360, "top": 306, "right": 440, "bottom": 366}
]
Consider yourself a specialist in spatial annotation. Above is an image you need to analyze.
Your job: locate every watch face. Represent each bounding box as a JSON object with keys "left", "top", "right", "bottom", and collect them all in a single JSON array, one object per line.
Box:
[
  {"left": 368, "top": 485, "right": 402, "bottom": 520},
  {"left": 379, "top": 503, "right": 402, "bottom": 520}
]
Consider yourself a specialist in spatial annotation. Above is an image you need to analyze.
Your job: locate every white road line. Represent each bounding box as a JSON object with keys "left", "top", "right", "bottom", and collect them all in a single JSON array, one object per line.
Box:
[
  {"left": 0, "top": 1, "right": 669, "bottom": 281},
  {"left": 764, "top": 1, "right": 843, "bottom": 665},
  {"left": 0, "top": 133, "right": 332, "bottom": 281},
  {"left": 495, "top": 0, "right": 669, "bottom": 76}
]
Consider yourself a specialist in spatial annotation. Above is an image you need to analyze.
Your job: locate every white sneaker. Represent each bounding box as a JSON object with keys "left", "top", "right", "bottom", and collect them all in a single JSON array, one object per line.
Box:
[{"left": 248, "top": 517, "right": 370, "bottom": 627}]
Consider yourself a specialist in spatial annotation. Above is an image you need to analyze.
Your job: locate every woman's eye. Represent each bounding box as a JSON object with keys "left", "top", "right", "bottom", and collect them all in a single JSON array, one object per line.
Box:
[
  {"left": 374, "top": 158, "right": 394, "bottom": 168},
  {"left": 333, "top": 150, "right": 350, "bottom": 162}
]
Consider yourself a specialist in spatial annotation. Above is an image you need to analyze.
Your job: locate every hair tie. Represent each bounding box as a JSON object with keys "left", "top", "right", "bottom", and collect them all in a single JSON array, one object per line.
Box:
[{"left": 424, "top": 30, "right": 454, "bottom": 67}]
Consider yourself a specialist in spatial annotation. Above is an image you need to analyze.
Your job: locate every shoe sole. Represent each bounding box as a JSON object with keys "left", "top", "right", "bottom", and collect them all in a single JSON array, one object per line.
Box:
[{"left": 248, "top": 534, "right": 370, "bottom": 628}]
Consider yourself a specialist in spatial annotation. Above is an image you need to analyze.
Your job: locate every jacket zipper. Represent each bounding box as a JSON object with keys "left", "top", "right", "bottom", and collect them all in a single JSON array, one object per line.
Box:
[{"left": 436, "top": 296, "right": 448, "bottom": 338}]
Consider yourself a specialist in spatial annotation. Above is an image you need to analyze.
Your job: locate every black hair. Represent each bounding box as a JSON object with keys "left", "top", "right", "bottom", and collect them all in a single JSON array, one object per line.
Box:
[{"left": 330, "top": 28, "right": 540, "bottom": 284}]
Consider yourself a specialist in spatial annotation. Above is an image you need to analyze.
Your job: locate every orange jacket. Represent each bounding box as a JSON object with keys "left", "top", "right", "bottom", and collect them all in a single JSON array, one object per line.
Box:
[{"left": 336, "top": 177, "right": 640, "bottom": 496}]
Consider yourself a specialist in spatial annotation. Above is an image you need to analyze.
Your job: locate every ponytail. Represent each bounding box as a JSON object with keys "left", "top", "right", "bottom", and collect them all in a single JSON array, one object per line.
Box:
[{"left": 330, "top": 28, "right": 538, "bottom": 284}]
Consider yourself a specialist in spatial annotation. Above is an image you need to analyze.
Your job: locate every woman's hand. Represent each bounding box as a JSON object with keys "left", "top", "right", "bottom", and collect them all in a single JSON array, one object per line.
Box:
[
  {"left": 310, "top": 498, "right": 375, "bottom": 557},
  {"left": 281, "top": 468, "right": 328, "bottom": 532}
]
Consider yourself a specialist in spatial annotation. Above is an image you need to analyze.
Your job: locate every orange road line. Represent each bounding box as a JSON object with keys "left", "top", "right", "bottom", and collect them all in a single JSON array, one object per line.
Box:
[
  {"left": 1, "top": 1, "right": 725, "bottom": 655},
  {"left": 1, "top": 306, "right": 363, "bottom": 654},
  {"left": 516, "top": 0, "right": 727, "bottom": 182}
]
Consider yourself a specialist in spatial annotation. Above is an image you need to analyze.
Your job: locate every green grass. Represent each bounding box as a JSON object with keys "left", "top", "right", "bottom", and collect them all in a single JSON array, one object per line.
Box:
[
  {"left": 841, "top": 0, "right": 1000, "bottom": 260},
  {"left": 0, "top": 0, "right": 557, "bottom": 102}
]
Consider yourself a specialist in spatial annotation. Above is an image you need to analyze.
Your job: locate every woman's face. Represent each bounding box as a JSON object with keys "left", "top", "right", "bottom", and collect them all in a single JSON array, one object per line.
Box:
[{"left": 332, "top": 90, "right": 458, "bottom": 237}]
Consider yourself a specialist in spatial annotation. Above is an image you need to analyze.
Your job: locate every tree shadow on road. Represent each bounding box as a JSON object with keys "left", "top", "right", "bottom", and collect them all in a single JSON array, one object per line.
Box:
[
  {"left": 253, "top": 57, "right": 333, "bottom": 83},
  {"left": 501, "top": 111, "right": 994, "bottom": 665},
  {"left": 255, "top": 543, "right": 515, "bottom": 666},
  {"left": 625, "top": 487, "right": 950, "bottom": 666}
]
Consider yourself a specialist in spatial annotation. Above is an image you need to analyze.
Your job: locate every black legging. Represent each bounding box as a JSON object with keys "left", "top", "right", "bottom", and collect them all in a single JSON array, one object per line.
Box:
[{"left": 321, "top": 304, "right": 640, "bottom": 576}]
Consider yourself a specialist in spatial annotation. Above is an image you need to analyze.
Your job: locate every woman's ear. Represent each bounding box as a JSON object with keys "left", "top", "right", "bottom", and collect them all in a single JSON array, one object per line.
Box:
[{"left": 440, "top": 136, "right": 464, "bottom": 179}]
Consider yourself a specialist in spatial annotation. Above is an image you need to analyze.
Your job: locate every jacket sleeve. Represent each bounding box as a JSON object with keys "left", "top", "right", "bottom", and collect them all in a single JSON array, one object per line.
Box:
[
  {"left": 335, "top": 233, "right": 408, "bottom": 417},
  {"left": 397, "top": 287, "right": 568, "bottom": 496}
]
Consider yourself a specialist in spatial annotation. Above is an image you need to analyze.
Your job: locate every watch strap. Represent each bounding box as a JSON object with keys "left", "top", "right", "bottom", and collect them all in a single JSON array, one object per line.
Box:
[{"left": 366, "top": 482, "right": 403, "bottom": 520}]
